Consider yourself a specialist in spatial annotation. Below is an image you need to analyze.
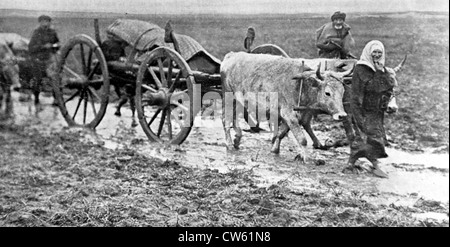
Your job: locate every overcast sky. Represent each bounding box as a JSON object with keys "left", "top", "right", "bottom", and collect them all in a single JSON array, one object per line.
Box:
[{"left": 0, "top": 0, "right": 448, "bottom": 14}]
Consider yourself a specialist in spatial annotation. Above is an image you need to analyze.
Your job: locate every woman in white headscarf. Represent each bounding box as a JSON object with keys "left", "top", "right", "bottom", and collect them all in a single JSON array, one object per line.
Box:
[{"left": 343, "top": 40, "right": 396, "bottom": 178}]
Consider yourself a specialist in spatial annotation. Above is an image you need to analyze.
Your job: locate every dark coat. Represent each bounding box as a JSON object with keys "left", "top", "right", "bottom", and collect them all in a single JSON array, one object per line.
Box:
[
  {"left": 28, "top": 26, "right": 59, "bottom": 61},
  {"left": 349, "top": 64, "right": 395, "bottom": 161},
  {"left": 315, "top": 22, "right": 355, "bottom": 59}
]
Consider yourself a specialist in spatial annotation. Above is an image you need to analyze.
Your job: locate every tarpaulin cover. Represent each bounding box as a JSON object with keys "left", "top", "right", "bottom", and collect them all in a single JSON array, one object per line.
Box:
[{"left": 106, "top": 19, "right": 221, "bottom": 66}]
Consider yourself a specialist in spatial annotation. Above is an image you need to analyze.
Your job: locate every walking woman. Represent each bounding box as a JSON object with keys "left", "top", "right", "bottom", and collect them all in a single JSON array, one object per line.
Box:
[{"left": 343, "top": 40, "right": 396, "bottom": 178}]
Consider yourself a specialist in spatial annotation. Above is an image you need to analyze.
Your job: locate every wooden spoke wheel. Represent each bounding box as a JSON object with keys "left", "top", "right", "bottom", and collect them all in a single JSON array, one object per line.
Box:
[
  {"left": 136, "top": 47, "right": 196, "bottom": 145},
  {"left": 53, "top": 34, "right": 109, "bottom": 129}
]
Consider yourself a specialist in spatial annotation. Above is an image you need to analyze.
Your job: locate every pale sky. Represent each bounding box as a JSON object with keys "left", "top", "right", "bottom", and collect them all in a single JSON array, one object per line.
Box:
[{"left": 0, "top": 0, "right": 448, "bottom": 15}]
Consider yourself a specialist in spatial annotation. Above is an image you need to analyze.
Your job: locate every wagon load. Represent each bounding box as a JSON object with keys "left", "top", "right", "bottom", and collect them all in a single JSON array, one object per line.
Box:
[{"left": 106, "top": 19, "right": 221, "bottom": 74}]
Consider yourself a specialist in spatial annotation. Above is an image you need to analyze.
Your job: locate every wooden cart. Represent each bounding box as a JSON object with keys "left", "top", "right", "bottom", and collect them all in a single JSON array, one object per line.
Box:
[{"left": 53, "top": 19, "right": 223, "bottom": 145}]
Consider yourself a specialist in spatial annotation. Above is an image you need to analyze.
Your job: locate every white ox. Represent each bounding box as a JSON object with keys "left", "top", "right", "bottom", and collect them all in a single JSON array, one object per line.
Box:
[
  {"left": 0, "top": 39, "right": 21, "bottom": 113},
  {"left": 247, "top": 50, "right": 403, "bottom": 149},
  {"left": 220, "top": 52, "right": 352, "bottom": 162}
]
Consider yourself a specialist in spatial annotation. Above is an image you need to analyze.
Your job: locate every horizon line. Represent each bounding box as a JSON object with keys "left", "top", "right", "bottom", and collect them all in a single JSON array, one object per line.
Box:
[{"left": 1, "top": 7, "right": 448, "bottom": 16}]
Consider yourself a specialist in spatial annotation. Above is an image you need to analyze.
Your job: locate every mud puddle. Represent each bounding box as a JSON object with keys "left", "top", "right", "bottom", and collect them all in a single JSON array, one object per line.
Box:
[{"left": 3, "top": 92, "right": 449, "bottom": 221}]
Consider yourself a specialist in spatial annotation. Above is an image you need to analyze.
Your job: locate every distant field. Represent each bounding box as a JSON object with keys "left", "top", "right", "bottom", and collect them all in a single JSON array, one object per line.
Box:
[{"left": 0, "top": 13, "right": 448, "bottom": 149}]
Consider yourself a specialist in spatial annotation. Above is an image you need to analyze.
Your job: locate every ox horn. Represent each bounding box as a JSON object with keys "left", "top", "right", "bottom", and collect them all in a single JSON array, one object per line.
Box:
[
  {"left": 394, "top": 54, "right": 407, "bottom": 72},
  {"left": 339, "top": 63, "right": 355, "bottom": 77},
  {"left": 316, "top": 63, "right": 324, "bottom": 81}
]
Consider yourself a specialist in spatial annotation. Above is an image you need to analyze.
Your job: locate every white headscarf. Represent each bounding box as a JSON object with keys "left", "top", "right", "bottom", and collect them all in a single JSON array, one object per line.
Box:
[{"left": 356, "top": 40, "right": 385, "bottom": 72}]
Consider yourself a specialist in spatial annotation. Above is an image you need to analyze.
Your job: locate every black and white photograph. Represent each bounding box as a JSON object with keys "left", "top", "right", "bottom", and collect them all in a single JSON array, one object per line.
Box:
[{"left": 0, "top": 0, "right": 448, "bottom": 230}]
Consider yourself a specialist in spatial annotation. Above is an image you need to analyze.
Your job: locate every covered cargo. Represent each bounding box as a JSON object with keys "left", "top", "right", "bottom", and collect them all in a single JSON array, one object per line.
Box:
[{"left": 106, "top": 19, "right": 221, "bottom": 73}]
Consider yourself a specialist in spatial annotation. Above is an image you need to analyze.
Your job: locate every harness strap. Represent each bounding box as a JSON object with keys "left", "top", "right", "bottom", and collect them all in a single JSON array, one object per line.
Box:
[
  {"left": 297, "top": 61, "right": 305, "bottom": 108},
  {"left": 297, "top": 78, "right": 303, "bottom": 108}
]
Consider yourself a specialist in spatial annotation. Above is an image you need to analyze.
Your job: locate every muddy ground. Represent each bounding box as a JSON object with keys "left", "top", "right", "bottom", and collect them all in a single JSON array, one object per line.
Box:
[{"left": 0, "top": 92, "right": 448, "bottom": 227}]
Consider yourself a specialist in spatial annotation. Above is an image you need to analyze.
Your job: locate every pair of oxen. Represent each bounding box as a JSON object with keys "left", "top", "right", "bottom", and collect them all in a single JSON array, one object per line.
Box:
[{"left": 220, "top": 31, "right": 406, "bottom": 163}]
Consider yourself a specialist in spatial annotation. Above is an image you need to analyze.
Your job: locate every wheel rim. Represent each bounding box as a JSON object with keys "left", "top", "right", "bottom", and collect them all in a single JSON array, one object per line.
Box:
[
  {"left": 53, "top": 34, "right": 109, "bottom": 129},
  {"left": 136, "top": 47, "right": 195, "bottom": 145}
]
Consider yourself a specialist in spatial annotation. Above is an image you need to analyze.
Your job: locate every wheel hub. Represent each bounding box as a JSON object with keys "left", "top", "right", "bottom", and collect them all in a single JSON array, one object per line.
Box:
[
  {"left": 143, "top": 88, "right": 171, "bottom": 108},
  {"left": 63, "top": 75, "right": 89, "bottom": 89}
]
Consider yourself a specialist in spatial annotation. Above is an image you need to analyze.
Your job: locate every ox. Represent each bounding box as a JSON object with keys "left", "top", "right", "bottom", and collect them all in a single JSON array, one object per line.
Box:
[
  {"left": 295, "top": 57, "right": 406, "bottom": 149},
  {"left": 0, "top": 42, "right": 21, "bottom": 114},
  {"left": 240, "top": 53, "right": 404, "bottom": 149},
  {"left": 220, "top": 52, "right": 352, "bottom": 162},
  {"left": 0, "top": 33, "right": 34, "bottom": 102}
]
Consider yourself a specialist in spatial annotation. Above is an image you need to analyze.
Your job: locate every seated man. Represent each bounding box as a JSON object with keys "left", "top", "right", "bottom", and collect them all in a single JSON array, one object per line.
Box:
[{"left": 315, "top": 11, "right": 355, "bottom": 59}]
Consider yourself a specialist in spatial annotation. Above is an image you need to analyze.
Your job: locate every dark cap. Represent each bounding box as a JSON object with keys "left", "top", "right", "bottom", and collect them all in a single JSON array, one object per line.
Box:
[
  {"left": 38, "top": 15, "right": 52, "bottom": 22},
  {"left": 331, "top": 11, "right": 346, "bottom": 21}
]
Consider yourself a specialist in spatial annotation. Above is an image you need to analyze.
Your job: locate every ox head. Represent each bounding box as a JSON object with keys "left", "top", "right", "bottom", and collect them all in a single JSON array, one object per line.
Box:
[
  {"left": 384, "top": 55, "right": 407, "bottom": 114},
  {"left": 293, "top": 62, "right": 353, "bottom": 121}
]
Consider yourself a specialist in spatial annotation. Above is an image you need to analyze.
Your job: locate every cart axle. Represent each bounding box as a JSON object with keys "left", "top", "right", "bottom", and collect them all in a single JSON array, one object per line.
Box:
[
  {"left": 62, "top": 77, "right": 104, "bottom": 89},
  {"left": 142, "top": 89, "right": 170, "bottom": 108}
]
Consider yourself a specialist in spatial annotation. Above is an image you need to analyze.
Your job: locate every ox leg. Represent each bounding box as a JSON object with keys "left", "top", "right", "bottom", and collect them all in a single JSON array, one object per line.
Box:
[
  {"left": 130, "top": 95, "right": 138, "bottom": 128},
  {"left": 222, "top": 120, "right": 234, "bottom": 150},
  {"left": 0, "top": 77, "right": 12, "bottom": 115},
  {"left": 222, "top": 93, "right": 235, "bottom": 150},
  {"left": 222, "top": 112, "right": 241, "bottom": 150},
  {"left": 113, "top": 84, "right": 124, "bottom": 116},
  {"left": 5, "top": 88, "right": 12, "bottom": 115},
  {"left": 270, "top": 118, "right": 289, "bottom": 154},
  {"left": 232, "top": 94, "right": 245, "bottom": 149},
  {"left": 115, "top": 95, "right": 127, "bottom": 117},
  {"left": 271, "top": 117, "right": 281, "bottom": 144},
  {"left": 243, "top": 103, "right": 265, "bottom": 133},
  {"left": 114, "top": 84, "right": 122, "bottom": 99},
  {"left": 280, "top": 109, "right": 307, "bottom": 163},
  {"left": 243, "top": 107, "right": 261, "bottom": 132},
  {"left": 299, "top": 111, "right": 326, "bottom": 149}
]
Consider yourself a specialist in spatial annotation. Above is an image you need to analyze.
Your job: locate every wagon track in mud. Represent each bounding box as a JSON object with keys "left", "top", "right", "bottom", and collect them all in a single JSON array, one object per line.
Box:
[
  {"left": 1, "top": 123, "right": 447, "bottom": 227},
  {"left": 1, "top": 93, "right": 449, "bottom": 226}
]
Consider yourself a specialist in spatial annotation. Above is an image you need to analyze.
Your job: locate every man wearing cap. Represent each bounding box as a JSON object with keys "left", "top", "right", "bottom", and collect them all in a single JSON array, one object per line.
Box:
[
  {"left": 28, "top": 15, "right": 60, "bottom": 105},
  {"left": 315, "top": 11, "right": 355, "bottom": 59}
]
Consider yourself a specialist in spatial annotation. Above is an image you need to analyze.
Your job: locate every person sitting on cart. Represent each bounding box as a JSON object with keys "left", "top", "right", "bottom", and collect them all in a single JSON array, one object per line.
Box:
[
  {"left": 100, "top": 34, "right": 138, "bottom": 127},
  {"left": 315, "top": 11, "right": 356, "bottom": 59}
]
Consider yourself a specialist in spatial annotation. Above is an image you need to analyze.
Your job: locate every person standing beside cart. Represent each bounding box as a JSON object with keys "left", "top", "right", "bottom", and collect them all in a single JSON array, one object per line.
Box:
[{"left": 28, "top": 14, "right": 60, "bottom": 105}]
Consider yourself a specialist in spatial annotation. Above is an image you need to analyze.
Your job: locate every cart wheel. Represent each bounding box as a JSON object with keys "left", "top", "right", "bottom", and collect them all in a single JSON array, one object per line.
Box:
[
  {"left": 136, "top": 47, "right": 196, "bottom": 145},
  {"left": 53, "top": 34, "right": 109, "bottom": 129}
]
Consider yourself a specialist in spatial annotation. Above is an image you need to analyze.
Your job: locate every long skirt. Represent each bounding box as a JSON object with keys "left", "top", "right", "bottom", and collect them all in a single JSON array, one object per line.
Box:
[{"left": 350, "top": 110, "right": 388, "bottom": 162}]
